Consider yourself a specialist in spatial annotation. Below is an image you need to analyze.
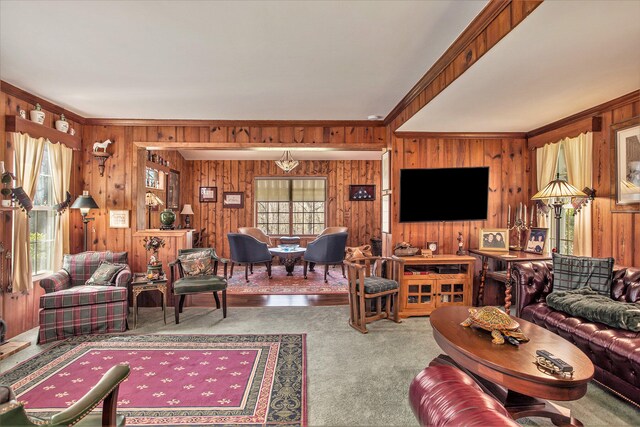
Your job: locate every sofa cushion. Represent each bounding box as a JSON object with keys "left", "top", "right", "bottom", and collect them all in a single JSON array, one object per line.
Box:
[
  {"left": 39, "top": 285, "right": 128, "bottom": 309},
  {"left": 86, "top": 261, "right": 126, "bottom": 286},
  {"left": 63, "top": 251, "right": 129, "bottom": 287},
  {"left": 179, "top": 251, "right": 214, "bottom": 276},
  {"left": 552, "top": 253, "right": 614, "bottom": 295}
]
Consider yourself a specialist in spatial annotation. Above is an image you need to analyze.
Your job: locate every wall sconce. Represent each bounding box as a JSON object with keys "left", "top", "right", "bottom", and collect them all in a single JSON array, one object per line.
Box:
[{"left": 92, "top": 139, "right": 113, "bottom": 177}]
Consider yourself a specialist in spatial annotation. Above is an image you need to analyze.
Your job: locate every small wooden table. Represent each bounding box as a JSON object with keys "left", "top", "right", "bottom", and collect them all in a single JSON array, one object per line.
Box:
[
  {"left": 430, "top": 306, "right": 594, "bottom": 426},
  {"left": 131, "top": 273, "right": 167, "bottom": 328},
  {"left": 269, "top": 246, "right": 306, "bottom": 276},
  {"left": 469, "top": 249, "right": 552, "bottom": 313}
]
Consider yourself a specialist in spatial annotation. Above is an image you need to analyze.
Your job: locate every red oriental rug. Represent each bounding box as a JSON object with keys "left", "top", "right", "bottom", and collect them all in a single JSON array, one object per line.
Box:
[
  {"left": 226, "top": 265, "right": 348, "bottom": 295},
  {"left": 0, "top": 334, "right": 306, "bottom": 426}
]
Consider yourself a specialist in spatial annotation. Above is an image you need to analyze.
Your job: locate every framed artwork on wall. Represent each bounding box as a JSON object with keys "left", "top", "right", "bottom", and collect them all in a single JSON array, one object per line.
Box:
[
  {"left": 381, "top": 194, "right": 390, "bottom": 233},
  {"left": 109, "top": 210, "right": 130, "bottom": 229},
  {"left": 199, "top": 186, "right": 217, "bottom": 203},
  {"left": 613, "top": 116, "right": 640, "bottom": 206},
  {"left": 381, "top": 150, "right": 390, "bottom": 192},
  {"left": 223, "top": 192, "right": 244, "bottom": 208},
  {"left": 478, "top": 228, "right": 509, "bottom": 252},
  {"left": 349, "top": 185, "right": 375, "bottom": 201}
]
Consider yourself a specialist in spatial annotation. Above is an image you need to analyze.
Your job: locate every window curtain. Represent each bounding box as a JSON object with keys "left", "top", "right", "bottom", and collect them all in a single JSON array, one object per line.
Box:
[
  {"left": 535, "top": 142, "right": 561, "bottom": 228},
  {"left": 12, "top": 133, "right": 46, "bottom": 293},
  {"left": 561, "top": 133, "right": 593, "bottom": 256},
  {"left": 48, "top": 141, "right": 73, "bottom": 269}
]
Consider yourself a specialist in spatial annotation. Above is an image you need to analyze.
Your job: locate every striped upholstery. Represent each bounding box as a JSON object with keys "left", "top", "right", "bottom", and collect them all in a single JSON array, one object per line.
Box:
[
  {"left": 40, "top": 286, "right": 127, "bottom": 309},
  {"left": 62, "top": 251, "right": 129, "bottom": 288}
]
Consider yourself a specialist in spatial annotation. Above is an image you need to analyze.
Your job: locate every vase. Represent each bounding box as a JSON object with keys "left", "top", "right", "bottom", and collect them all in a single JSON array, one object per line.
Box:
[
  {"left": 55, "top": 114, "right": 69, "bottom": 133},
  {"left": 160, "top": 209, "right": 176, "bottom": 229},
  {"left": 30, "top": 106, "right": 45, "bottom": 124}
]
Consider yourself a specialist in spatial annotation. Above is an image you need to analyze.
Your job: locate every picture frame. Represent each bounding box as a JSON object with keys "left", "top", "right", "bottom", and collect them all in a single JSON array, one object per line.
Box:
[
  {"left": 223, "top": 192, "right": 244, "bottom": 208},
  {"left": 613, "top": 116, "right": 640, "bottom": 206},
  {"left": 524, "top": 227, "right": 548, "bottom": 254},
  {"left": 199, "top": 186, "right": 217, "bottom": 203},
  {"left": 349, "top": 185, "right": 375, "bottom": 201},
  {"left": 381, "top": 194, "right": 390, "bottom": 233},
  {"left": 109, "top": 210, "right": 130, "bottom": 229},
  {"left": 381, "top": 150, "right": 390, "bottom": 192},
  {"left": 478, "top": 228, "right": 509, "bottom": 252}
]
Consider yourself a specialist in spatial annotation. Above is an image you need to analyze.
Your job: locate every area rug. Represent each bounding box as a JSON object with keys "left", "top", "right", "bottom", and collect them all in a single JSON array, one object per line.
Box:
[
  {"left": 0, "top": 334, "right": 306, "bottom": 426},
  {"left": 227, "top": 265, "right": 348, "bottom": 295}
]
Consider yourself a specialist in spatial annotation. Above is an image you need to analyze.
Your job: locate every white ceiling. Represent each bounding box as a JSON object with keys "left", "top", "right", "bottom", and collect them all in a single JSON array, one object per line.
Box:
[
  {"left": 179, "top": 148, "right": 382, "bottom": 161},
  {"left": 0, "top": 0, "right": 486, "bottom": 120},
  {"left": 399, "top": 1, "right": 640, "bottom": 133}
]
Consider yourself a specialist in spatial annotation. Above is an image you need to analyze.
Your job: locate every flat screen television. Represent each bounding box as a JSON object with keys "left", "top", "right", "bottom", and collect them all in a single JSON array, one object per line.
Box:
[{"left": 399, "top": 167, "right": 489, "bottom": 222}]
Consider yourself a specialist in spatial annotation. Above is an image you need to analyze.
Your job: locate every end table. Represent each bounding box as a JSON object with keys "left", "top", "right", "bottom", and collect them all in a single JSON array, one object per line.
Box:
[{"left": 131, "top": 273, "right": 167, "bottom": 328}]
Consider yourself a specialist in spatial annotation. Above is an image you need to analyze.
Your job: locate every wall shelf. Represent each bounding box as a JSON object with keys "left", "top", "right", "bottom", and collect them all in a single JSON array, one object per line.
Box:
[{"left": 5, "top": 116, "right": 81, "bottom": 150}]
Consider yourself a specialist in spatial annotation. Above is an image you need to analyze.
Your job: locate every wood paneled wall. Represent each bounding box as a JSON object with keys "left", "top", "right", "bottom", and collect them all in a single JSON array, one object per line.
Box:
[
  {"left": 191, "top": 159, "right": 381, "bottom": 258},
  {"left": 390, "top": 136, "right": 531, "bottom": 254}
]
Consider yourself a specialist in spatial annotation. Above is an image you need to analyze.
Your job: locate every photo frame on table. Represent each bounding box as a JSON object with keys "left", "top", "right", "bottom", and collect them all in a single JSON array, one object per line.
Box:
[
  {"left": 478, "top": 228, "right": 509, "bottom": 252},
  {"left": 613, "top": 117, "right": 640, "bottom": 206},
  {"left": 524, "top": 227, "right": 548, "bottom": 254},
  {"left": 223, "top": 192, "right": 244, "bottom": 208},
  {"left": 199, "top": 186, "right": 217, "bottom": 203},
  {"left": 349, "top": 185, "right": 375, "bottom": 201},
  {"left": 109, "top": 210, "right": 130, "bottom": 229}
]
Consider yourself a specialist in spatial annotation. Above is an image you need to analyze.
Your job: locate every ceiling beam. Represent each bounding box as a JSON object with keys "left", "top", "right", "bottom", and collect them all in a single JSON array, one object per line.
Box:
[
  {"left": 88, "top": 118, "right": 384, "bottom": 127},
  {"left": 134, "top": 141, "right": 386, "bottom": 151},
  {"left": 393, "top": 131, "right": 526, "bottom": 140}
]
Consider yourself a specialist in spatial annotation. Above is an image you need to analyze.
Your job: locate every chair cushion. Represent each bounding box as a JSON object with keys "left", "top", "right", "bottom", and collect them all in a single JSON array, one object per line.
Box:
[
  {"left": 40, "top": 285, "right": 128, "bottom": 309},
  {"left": 179, "top": 251, "right": 214, "bottom": 276},
  {"left": 173, "top": 275, "right": 227, "bottom": 295},
  {"left": 63, "top": 251, "right": 129, "bottom": 288},
  {"left": 360, "top": 277, "right": 398, "bottom": 294},
  {"left": 552, "top": 253, "right": 614, "bottom": 295},
  {"left": 86, "top": 261, "right": 126, "bottom": 286}
]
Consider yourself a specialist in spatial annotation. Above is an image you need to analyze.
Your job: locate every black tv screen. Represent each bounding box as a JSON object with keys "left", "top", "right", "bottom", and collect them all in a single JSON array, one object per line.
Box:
[{"left": 399, "top": 167, "right": 489, "bottom": 222}]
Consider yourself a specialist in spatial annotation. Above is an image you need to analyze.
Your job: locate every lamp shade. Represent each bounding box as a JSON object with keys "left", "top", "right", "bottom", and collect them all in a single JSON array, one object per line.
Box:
[
  {"left": 145, "top": 191, "right": 164, "bottom": 207},
  {"left": 531, "top": 174, "right": 586, "bottom": 201},
  {"left": 180, "top": 204, "right": 194, "bottom": 215},
  {"left": 71, "top": 191, "right": 99, "bottom": 214}
]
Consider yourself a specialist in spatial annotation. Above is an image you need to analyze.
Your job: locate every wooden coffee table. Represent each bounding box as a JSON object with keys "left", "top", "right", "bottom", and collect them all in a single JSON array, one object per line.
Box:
[
  {"left": 269, "top": 246, "right": 306, "bottom": 276},
  {"left": 430, "top": 306, "right": 594, "bottom": 426}
]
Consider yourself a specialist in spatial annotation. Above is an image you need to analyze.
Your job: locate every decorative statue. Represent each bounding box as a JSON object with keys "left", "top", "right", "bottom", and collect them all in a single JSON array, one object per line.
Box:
[
  {"left": 456, "top": 231, "right": 466, "bottom": 256},
  {"left": 92, "top": 139, "right": 113, "bottom": 152}
]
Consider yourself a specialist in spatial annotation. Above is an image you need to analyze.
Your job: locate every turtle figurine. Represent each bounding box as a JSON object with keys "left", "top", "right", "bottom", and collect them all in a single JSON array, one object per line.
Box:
[{"left": 460, "top": 306, "right": 529, "bottom": 345}]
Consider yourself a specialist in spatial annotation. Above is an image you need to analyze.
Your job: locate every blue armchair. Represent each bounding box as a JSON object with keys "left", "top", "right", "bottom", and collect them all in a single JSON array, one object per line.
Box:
[
  {"left": 303, "top": 231, "right": 348, "bottom": 282},
  {"left": 227, "top": 233, "right": 273, "bottom": 282}
]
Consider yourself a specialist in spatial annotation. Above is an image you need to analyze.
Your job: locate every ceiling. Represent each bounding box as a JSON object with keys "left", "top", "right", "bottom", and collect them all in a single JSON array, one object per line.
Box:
[
  {"left": 398, "top": 0, "right": 640, "bottom": 133},
  {"left": 0, "top": 0, "right": 486, "bottom": 120},
  {"left": 180, "top": 148, "right": 382, "bottom": 161}
]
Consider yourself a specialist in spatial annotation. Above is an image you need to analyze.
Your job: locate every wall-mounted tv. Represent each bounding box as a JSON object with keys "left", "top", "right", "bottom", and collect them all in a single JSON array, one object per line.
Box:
[{"left": 399, "top": 167, "right": 489, "bottom": 223}]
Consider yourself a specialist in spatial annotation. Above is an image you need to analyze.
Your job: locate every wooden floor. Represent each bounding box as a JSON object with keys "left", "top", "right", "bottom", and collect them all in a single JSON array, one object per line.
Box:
[{"left": 191, "top": 293, "right": 349, "bottom": 307}]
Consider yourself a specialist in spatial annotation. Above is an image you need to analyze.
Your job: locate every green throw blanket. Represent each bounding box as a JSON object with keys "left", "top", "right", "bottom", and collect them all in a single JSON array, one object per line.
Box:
[{"left": 547, "top": 287, "right": 640, "bottom": 332}]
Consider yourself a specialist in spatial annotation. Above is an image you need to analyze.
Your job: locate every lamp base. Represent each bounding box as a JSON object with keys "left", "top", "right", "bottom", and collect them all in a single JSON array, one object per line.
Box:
[{"left": 160, "top": 225, "right": 175, "bottom": 230}]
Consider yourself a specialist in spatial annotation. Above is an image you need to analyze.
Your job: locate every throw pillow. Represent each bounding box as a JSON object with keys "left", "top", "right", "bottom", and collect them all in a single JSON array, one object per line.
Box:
[
  {"left": 552, "top": 253, "right": 615, "bottom": 295},
  {"left": 85, "top": 261, "right": 126, "bottom": 286},
  {"left": 179, "top": 251, "right": 214, "bottom": 276},
  {"left": 345, "top": 245, "right": 373, "bottom": 261}
]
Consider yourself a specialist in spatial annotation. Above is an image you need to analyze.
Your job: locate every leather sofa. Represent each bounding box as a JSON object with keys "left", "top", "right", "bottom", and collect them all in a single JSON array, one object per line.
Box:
[
  {"left": 512, "top": 261, "right": 640, "bottom": 405},
  {"left": 409, "top": 363, "right": 518, "bottom": 426}
]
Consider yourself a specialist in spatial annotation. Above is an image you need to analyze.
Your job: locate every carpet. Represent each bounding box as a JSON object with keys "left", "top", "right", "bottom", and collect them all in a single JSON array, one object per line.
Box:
[
  {"left": 227, "top": 265, "right": 348, "bottom": 295},
  {"left": 0, "top": 334, "right": 306, "bottom": 426}
]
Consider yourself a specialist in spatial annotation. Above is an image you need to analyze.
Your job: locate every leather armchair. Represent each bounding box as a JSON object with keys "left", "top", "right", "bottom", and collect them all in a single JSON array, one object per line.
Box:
[
  {"left": 227, "top": 233, "right": 273, "bottom": 282},
  {"left": 0, "top": 364, "right": 130, "bottom": 426},
  {"left": 303, "top": 232, "right": 348, "bottom": 282},
  {"left": 237, "top": 227, "right": 273, "bottom": 247},
  {"left": 317, "top": 226, "right": 348, "bottom": 237}
]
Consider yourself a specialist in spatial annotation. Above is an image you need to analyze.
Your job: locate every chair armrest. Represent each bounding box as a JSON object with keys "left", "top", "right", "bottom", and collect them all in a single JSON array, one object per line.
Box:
[
  {"left": 114, "top": 267, "right": 131, "bottom": 287},
  {"left": 39, "top": 270, "right": 71, "bottom": 293},
  {"left": 48, "top": 364, "right": 130, "bottom": 426},
  {"left": 512, "top": 261, "right": 554, "bottom": 316}
]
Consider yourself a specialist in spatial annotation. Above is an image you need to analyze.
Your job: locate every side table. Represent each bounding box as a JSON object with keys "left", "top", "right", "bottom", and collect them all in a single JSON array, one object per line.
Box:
[{"left": 131, "top": 273, "right": 167, "bottom": 328}]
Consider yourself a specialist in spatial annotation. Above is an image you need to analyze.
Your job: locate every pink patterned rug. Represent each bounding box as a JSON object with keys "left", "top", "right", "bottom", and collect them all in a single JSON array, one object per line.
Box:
[
  {"left": 227, "top": 265, "right": 348, "bottom": 295},
  {"left": 1, "top": 334, "right": 306, "bottom": 426}
]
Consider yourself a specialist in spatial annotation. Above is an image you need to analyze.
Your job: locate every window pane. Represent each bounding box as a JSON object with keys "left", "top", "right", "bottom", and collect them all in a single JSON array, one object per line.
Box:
[
  {"left": 279, "top": 224, "right": 289, "bottom": 235},
  {"left": 29, "top": 210, "right": 55, "bottom": 275}
]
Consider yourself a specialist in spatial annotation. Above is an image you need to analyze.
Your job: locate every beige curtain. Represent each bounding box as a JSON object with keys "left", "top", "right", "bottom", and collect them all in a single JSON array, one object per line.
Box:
[
  {"left": 12, "top": 133, "right": 46, "bottom": 293},
  {"left": 562, "top": 133, "right": 593, "bottom": 256},
  {"left": 48, "top": 141, "right": 73, "bottom": 269},
  {"left": 535, "top": 142, "right": 561, "bottom": 228}
]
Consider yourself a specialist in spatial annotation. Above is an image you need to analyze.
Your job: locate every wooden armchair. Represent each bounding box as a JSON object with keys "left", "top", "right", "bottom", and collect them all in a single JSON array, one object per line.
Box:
[{"left": 344, "top": 256, "right": 404, "bottom": 333}]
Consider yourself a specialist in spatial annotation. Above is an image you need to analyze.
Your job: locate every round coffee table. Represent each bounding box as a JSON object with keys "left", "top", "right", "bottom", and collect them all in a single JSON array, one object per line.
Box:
[
  {"left": 430, "top": 306, "right": 594, "bottom": 426},
  {"left": 269, "top": 246, "right": 306, "bottom": 276}
]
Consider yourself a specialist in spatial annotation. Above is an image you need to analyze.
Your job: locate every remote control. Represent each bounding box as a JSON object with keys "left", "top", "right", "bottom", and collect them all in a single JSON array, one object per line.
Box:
[
  {"left": 536, "top": 350, "right": 573, "bottom": 373},
  {"left": 502, "top": 334, "right": 520, "bottom": 346}
]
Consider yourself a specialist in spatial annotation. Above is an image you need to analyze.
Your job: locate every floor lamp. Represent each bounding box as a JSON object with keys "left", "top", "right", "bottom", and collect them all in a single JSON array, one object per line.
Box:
[
  {"left": 71, "top": 191, "right": 99, "bottom": 252},
  {"left": 531, "top": 174, "right": 586, "bottom": 254}
]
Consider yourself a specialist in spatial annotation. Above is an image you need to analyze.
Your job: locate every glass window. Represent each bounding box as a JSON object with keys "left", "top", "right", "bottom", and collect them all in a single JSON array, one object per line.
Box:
[
  {"left": 549, "top": 145, "right": 575, "bottom": 254},
  {"left": 255, "top": 178, "right": 326, "bottom": 235},
  {"left": 29, "top": 144, "right": 56, "bottom": 275}
]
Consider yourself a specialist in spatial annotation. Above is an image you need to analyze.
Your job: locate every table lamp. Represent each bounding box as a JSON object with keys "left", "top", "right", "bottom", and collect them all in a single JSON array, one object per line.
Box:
[
  {"left": 180, "top": 204, "right": 194, "bottom": 228},
  {"left": 531, "top": 174, "right": 586, "bottom": 254},
  {"left": 145, "top": 191, "right": 164, "bottom": 229},
  {"left": 71, "top": 191, "right": 99, "bottom": 252}
]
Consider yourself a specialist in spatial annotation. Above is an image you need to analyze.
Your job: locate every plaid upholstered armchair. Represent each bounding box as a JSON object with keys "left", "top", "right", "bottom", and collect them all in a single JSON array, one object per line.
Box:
[{"left": 38, "top": 251, "right": 131, "bottom": 344}]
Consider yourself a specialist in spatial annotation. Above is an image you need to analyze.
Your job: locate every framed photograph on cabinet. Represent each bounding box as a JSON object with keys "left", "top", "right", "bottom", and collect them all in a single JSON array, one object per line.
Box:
[
  {"left": 524, "top": 227, "right": 548, "bottom": 254},
  {"left": 199, "top": 186, "right": 217, "bottom": 203},
  {"left": 381, "top": 150, "right": 390, "bottom": 192},
  {"left": 478, "top": 228, "right": 509, "bottom": 252},
  {"left": 109, "top": 210, "right": 130, "bottom": 229},
  {"left": 614, "top": 117, "right": 640, "bottom": 206},
  {"left": 223, "top": 192, "right": 244, "bottom": 208}
]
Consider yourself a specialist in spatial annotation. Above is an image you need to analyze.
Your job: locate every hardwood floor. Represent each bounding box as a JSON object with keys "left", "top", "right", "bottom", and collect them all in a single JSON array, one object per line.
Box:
[{"left": 191, "top": 293, "right": 349, "bottom": 307}]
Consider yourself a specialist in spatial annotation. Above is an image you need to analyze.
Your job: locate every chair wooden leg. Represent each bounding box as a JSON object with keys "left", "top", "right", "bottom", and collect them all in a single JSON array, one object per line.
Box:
[
  {"left": 385, "top": 293, "right": 391, "bottom": 318},
  {"left": 324, "top": 264, "right": 328, "bottom": 283},
  {"left": 222, "top": 289, "right": 227, "bottom": 318},
  {"left": 376, "top": 296, "right": 382, "bottom": 316},
  {"left": 179, "top": 295, "right": 186, "bottom": 313},
  {"left": 303, "top": 261, "right": 308, "bottom": 279},
  {"left": 359, "top": 293, "right": 367, "bottom": 333},
  {"left": 174, "top": 295, "right": 181, "bottom": 324},
  {"left": 245, "top": 264, "right": 249, "bottom": 282},
  {"left": 266, "top": 261, "right": 272, "bottom": 279},
  {"left": 101, "top": 383, "right": 121, "bottom": 427},
  {"left": 250, "top": 263, "right": 254, "bottom": 274},
  {"left": 392, "top": 292, "right": 401, "bottom": 323},
  {"left": 230, "top": 262, "right": 235, "bottom": 278},
  {"left": 213, "top": 291, "right": 221, "bottom": 309}
]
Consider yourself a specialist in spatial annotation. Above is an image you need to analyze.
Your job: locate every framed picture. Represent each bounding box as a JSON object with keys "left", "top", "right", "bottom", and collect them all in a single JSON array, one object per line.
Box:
[
  {"left": 109, "top": 210, "right": 130, "bottom": 229},
  {"left": 478, "top": 228, "right": 509, "bottom": 252},
  {"left": 199, "top": 186, "right": 217, "bottom": 203},
  {"left": 614, "top": 116, "right": 640, "bottom": 206},
  {"left": 381, "top": 194, "right": 390, "bottom": 233},
  {"left": 223, "top": 192, "right": 244, "bottom": 208},
  {"left": 524, "top": 227, "right": 548, "bottom": 254},
  {"left": 349, "top": 185, "right": 375, "bottom": 201},
  {"left": 381, "top": 150, "right": 390, "bottom": 192}
]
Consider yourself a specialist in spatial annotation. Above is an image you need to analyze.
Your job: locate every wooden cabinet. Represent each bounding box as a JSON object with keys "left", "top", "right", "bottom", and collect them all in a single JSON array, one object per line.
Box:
[{"left": 398, "top": 255, "right": 475, "bottom": 318}]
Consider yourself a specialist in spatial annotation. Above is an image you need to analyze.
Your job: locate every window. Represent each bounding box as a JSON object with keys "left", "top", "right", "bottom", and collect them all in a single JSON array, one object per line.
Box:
[
  {"left": 255, "top": 178, "right": 326, "bottom": 235},
  {"left": 549, "top": 145, "right": 575, "bottom": 255},
  {"left": 29, "top": 144, "right": 56, "bottom": 275}
]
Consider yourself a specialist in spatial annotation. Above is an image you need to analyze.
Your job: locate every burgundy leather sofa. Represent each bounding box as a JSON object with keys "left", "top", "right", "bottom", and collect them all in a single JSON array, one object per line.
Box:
[
  {"left": 409, "top": 364, "right": 518, "bottom": 426},
  {"left": 513, "top": 261, "right": 640, "bottom": 405}
]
